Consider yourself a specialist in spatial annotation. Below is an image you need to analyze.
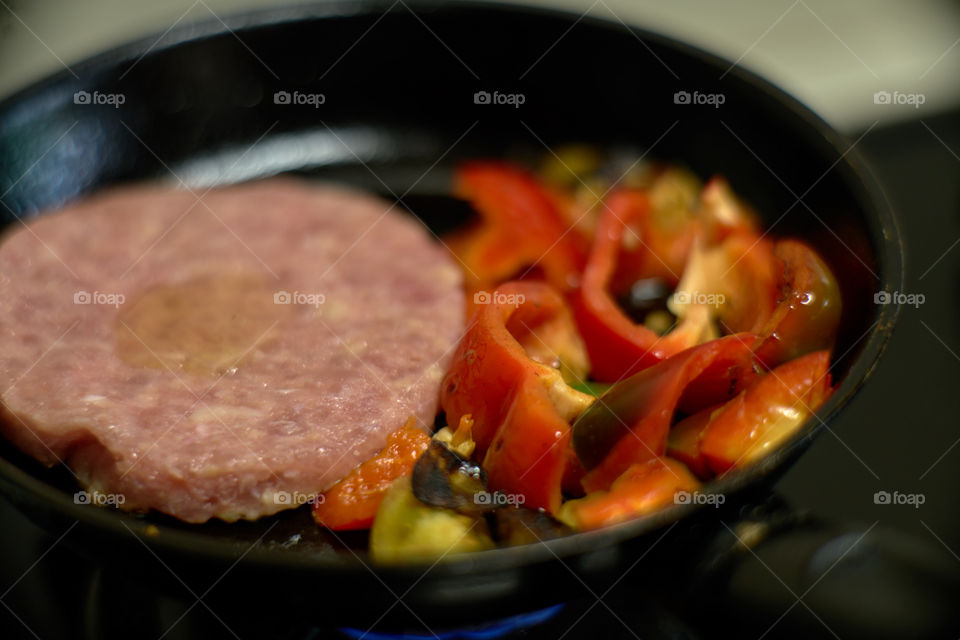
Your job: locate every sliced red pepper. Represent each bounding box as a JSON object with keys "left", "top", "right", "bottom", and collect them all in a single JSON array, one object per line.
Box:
[
  {"left": 754, "top": 240, "right": 842, "bottom": 368},
  {"left": 667, "top": 405, "right": 721, "bottom": 480},
  {"left": 482, "top": 375, "right": 572, "bottom": 515},
  {"left": 441, "top": 280, "right": 591, "bottom": 458},
  {"left": 505, "top": 294, "right": 590, "bottom": 385},
  {"left": 609, "top": 177, "right": 700, "bottom": 291},
  {"left": 700, "top": 350, "right": 833, "bottom": 474},
  {"left": 676, "top": 336, "right": 761, "bottom": 416},
  {"left": 440, "top": 281, "right": 593, "bottom": 513},
  {"left": 579, "top": 334, "right": 758, "bottom": 493},
  {"left": 560, "top": 457, "right": 700, "bottom": 531},
  {"left": 571, "top": 189, "right": 712, "bottom": 382},
  {"left": 582, "top": 334, "right": 756, "bottom": 493},
  {"left": 311, "top": 417, "right": 431, "bottom": 530},
  {"left": 452, "top": 162, "right": 588, "bottom": 294}
]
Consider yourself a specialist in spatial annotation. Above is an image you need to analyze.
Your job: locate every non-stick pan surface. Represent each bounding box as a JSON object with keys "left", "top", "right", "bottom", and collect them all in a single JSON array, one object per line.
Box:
[{"left": 0, "top": 0, "right": 901, "bottom": 627}]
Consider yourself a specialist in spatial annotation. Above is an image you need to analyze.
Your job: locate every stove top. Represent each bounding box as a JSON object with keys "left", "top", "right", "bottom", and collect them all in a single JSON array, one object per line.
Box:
[{"left": 0, "top": 499, "right": 702, "bottom": 640}]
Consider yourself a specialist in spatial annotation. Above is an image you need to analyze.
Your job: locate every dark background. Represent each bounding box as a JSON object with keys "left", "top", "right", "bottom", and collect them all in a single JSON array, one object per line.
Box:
[{"left": 778, "top": 109, "right": 960, "bottom": 553}]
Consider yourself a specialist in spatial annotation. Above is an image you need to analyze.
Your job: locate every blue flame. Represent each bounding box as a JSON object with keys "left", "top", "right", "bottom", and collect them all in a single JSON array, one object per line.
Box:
[{"left": 337, "top": 603, "right": 565, "bottom": 640}]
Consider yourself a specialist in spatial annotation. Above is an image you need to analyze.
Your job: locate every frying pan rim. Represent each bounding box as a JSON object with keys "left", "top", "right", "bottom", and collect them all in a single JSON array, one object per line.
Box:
[{"left": 0, "top": 0, "right": 903, "bottom": 577}]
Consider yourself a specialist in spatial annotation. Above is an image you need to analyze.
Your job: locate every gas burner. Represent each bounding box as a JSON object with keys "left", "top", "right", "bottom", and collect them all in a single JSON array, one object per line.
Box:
[{"left": 337, "top": 604, "right": 565, "bottom": 640}]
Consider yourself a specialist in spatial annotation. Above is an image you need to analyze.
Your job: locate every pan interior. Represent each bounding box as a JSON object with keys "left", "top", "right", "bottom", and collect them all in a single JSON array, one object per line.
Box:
[{"left": 0, "top": 1, "right": 899, "bottom": 573}]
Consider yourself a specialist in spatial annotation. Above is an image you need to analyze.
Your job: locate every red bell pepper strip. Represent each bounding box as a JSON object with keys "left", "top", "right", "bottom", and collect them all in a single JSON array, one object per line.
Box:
[
  {"left": 754, "top": 240, "right": 842, "bottom": 368},
  {"left": 560, "top": 457, "right": 700, "bottom": 531},
  {"left": 700, "top": 350, "right": 833, "bottom": 474},
  {"left": 571, "top": 189, "right": 713, "bottom": 382},
  {"left": 482, "top": 375, "right": 573, "bottom": 515},
  {"left": 441, "top": 281, "right": 592, "bottom": 459},
  {"left": 579, "top": 334, "right": 758, "bottom": 493},
  {"left": 440, "top": 281, "right": 593, "bottom": 514},
  {"left": 311, "top": 417, "right": 431, "bottom": 530},
  {"left": 452, "top": 162, "right": 589, "bottom": 294},
  {"left": 609, "top": 190, "right": 699, "bottom": 292},
  {"left": 667, "top": 405, "right": 722, "bottom": 480},
  {"left": 675, "top": 338, "right": 761, "bottom": 416}
]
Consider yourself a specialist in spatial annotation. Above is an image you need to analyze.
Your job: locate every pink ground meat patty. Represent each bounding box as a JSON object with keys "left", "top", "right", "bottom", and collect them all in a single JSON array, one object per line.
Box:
[{"left": 0, "top": 178, "right": 464, "bottom": 522}]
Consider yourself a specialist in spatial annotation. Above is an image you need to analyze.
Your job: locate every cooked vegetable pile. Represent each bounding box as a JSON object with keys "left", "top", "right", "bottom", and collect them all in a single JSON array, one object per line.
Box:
[{"left": 312, "top": 150, "right": 841, "bottom": 560}]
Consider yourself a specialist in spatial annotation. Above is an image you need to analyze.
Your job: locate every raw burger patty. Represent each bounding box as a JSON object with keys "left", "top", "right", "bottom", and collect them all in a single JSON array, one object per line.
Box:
[{"left": 0, "top": 179, "right": 464, "bottom": 522}]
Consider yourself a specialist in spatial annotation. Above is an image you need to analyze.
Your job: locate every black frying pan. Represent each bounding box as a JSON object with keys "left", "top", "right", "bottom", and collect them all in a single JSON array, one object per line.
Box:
[{"left": 0, "top": 2, "right": 952, "bottom": 638}]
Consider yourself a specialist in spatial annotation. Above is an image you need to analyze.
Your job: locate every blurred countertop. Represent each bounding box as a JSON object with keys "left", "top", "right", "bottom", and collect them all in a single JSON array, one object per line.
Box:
[{"left": 2, "top": 0, "right": 960, "bottom": 133}]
